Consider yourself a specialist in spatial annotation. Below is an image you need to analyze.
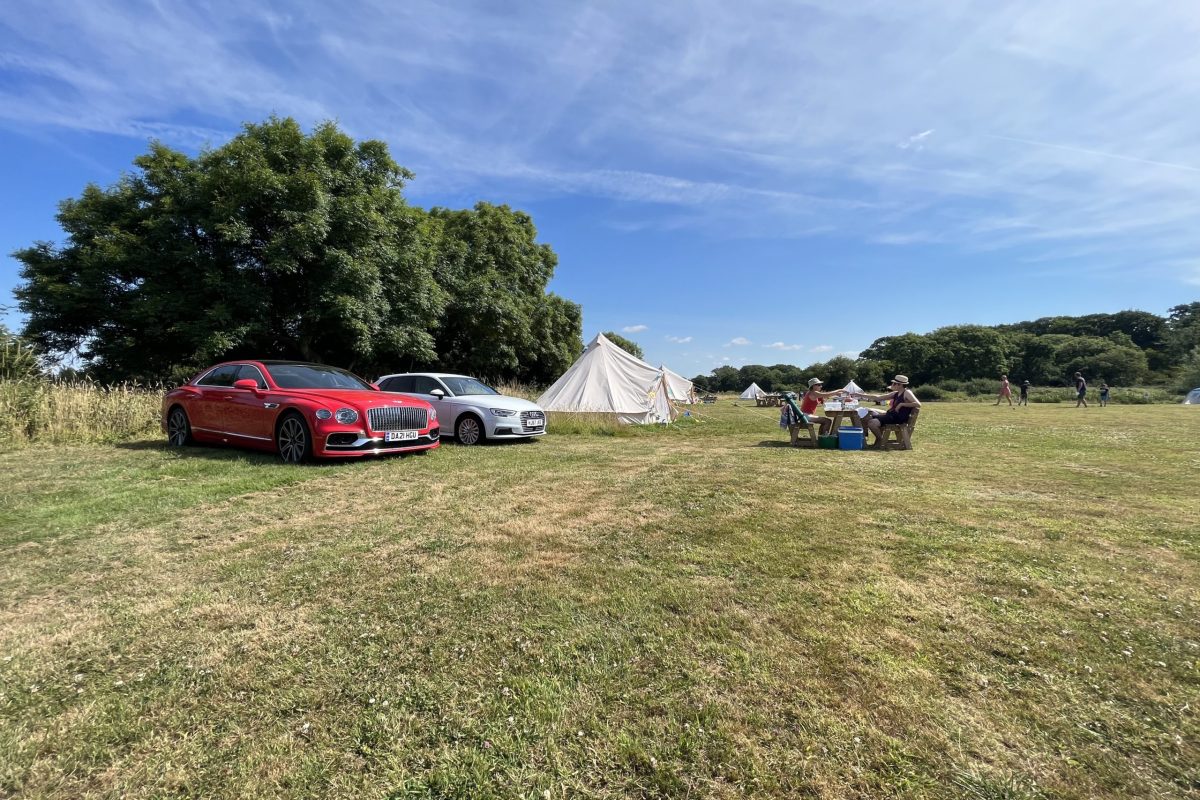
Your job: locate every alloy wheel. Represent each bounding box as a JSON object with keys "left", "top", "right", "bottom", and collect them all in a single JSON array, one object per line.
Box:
[
  {"left": 278, "top": 417, "right": 308, "bottom": 463},
  {"left": 457, "top": 417, "right": 482, "bottom": 445},
  {"left": 167, "top": 408, "right": 190, "bottom": 446}
]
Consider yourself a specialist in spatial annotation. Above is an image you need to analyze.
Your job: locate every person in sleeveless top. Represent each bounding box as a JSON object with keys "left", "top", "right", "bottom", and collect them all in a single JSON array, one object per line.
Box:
[
  {"left": 799, "top": 377, "right": 840, "bottom": 436},
  {"left": 855, "top": 375, "right": 921, "bottom": 447},
  {"left": 995, "top": 374, "right": 1013, "bottom": 406}
]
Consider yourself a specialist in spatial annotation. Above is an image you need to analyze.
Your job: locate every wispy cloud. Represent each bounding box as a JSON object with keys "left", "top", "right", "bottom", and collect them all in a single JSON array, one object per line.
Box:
[
  {"left": 764, "top": 341, "right": 803, "bottom": 351},
  {"left": 4, "top": 1, "right": 1200, "bottom": 283},
  {"left": 665, "top": 335, "right": 692, "bottom": 343},
  {"left": 622, "top": 324, "right": 648, "bottom": 333},
  {"left": 809, "top": 345, "right": 834, "bottom": 353},
  {"left": 726, "top": 337, "right": 751, "bottom": 346},
  {"left": 898, "top": 129, "right": 935, "bottom": 150}
]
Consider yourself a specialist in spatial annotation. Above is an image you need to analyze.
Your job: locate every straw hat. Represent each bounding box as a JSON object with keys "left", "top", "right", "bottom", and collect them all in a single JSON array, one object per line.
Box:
[
  {"left": 807, "top": 377, "right": 824, "bottom": 387},
  {"left": 891, "top": 375, "right": 910, "bottom": 385}
]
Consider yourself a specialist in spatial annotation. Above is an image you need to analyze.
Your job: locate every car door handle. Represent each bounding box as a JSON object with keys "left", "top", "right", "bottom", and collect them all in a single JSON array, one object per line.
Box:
[{"left": 223, "top": 395, "right": 235, "bottom": 400}]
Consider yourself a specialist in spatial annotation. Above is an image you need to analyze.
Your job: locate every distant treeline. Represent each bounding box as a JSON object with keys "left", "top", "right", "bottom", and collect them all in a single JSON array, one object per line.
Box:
[{"left": 692, "top": 305, "right": 1200, "bottom": 394}]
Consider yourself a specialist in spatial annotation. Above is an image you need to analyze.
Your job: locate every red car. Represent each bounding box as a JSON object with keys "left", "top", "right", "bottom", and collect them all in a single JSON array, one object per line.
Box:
[{"left": 161, "top": 360, "right": 440, "bottom": 462}]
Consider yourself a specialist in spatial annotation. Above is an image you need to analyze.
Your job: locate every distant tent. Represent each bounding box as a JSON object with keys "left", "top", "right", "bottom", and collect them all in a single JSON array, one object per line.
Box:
[
  {"left": 537, "top": 333, "right": 678, "bottom": 424},
  {"left": 659, "top": 365, "right": 696, "bottom": 404},
  {"left": 739, "top": 382, "right": 765, "bottom": 400},
  {"left": 840, "top": 380, "right": 864, "bottom": 395},
  {"left": 1185, "top": 388, "right": 1200, "bottom": 405}
]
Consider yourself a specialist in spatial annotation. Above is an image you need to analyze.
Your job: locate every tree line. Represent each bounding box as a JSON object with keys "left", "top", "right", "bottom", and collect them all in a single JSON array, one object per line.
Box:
[
  {"left": 12, "top": 117, "right": 582, "bottom": 384},
  {"left": 691, "top": 306, "right": 1200, "bottom": 394}
]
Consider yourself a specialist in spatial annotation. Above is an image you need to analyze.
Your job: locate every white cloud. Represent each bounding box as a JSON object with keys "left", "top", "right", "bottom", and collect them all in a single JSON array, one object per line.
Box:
[
  {"left": 726, "top": 337, "right": 751, "bottom": 346},
  {"left": 764, "top": 341, "right": 804, "bottom": 351},
  {"left": 5, "top": 2, "right": 1200, "bottom": 281},
  {"left": 898, "top": 129, "right": 935, "bottom": 150},
  {"left": 665, "top": 335, "right": 692, "bottom": 343},
  {"left": 809, "top": 344, "right": 834, "bottom": 353},
  {"left": 720, "top": 356, "right": 732, "bottom": 363},
  {"left": 622, "top": 324, "right": 648, "bottom": 333}
]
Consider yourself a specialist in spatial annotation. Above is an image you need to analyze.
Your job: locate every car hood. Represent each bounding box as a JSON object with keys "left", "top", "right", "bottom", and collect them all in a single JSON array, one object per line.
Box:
[
  {"left": 279, "top": 388, "right": 432, "bottom": 410},
  {"left": 452, "top": 394, "right": 542, "bottom": 412}
]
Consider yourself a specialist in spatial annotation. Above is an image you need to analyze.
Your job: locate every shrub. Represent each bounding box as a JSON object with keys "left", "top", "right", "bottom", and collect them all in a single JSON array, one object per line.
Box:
[{"left": 914, "top": 384, "right": 954, "bottom": 401}]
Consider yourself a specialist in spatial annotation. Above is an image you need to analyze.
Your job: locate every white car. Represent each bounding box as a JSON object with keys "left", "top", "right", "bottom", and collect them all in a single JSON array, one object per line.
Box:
[{"left": 375, "top": 372, "right": 546, "bottom": 445}]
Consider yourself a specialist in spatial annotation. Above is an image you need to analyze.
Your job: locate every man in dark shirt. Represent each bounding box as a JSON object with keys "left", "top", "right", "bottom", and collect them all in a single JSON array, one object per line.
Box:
[{"left": 1074, "top": 372, "right": 1088, "bottom": 408}]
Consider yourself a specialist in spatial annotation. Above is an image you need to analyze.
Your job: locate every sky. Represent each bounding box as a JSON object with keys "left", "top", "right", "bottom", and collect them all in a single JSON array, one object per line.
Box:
[{"left": 2, "top": 0, "right": 1199, "bottom": 378}]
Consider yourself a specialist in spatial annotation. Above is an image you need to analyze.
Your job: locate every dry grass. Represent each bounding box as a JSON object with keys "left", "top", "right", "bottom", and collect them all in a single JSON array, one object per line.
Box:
[
  {"left": 0, "top": 380, "right": 164, "bottom": 446},
  {"left": 0, "top": 403, "right": 1197, "bottom": 798}
]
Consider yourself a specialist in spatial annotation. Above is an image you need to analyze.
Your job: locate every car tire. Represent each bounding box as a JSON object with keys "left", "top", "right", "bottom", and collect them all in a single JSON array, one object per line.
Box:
[
  {"left": 276, "top": 412, "right": 313, "bottom": 464},
  {"left": 456, "top": 414, "right": 485, "bottom": 446},
  {"left": 166, "top": 406, "right": 193, "bottom": 447}
]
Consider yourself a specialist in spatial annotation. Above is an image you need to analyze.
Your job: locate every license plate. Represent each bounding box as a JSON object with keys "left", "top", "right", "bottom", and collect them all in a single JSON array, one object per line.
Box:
[
  {"left": 385, "top": 430, "right": 418, "bottom": 442},
  {"left": 526, "top": 418, "right": 544, "bottom": 428}
]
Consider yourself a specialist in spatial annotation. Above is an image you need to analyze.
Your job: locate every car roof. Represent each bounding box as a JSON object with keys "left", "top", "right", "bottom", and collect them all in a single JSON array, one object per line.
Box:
[{"left": 377, "top": 372, "right": 475, "bottom": 379}]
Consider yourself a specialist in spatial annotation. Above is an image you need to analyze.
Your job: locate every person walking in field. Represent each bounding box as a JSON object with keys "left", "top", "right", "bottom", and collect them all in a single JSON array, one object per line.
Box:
[
  {"left": 995, "top": 374, "right": 1013, "bottom": 407},
  {"left": 1074, "top": 372, "right": 1088, "bottom": 407},
  {"left": 1017, "top": 380, "right": 1030, "bottom": 406},
  {"left": 1099, "top": 382, "right": 1110, "bottom": 407}
]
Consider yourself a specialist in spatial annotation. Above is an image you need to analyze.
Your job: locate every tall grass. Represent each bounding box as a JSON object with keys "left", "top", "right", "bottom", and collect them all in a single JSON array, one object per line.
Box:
[{"left": 0, "top": 379, "right": 164, "bottom": 447}]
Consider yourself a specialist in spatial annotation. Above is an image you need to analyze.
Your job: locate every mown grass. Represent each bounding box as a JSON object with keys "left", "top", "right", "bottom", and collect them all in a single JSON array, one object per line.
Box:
[{"left": 1, "top": 401, "right": 1197, "bottom": 799}]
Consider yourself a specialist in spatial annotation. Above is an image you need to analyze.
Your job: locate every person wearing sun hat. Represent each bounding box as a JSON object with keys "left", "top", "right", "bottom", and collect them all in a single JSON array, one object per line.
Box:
[
  {"left": 798, "top": 377, "right": 839, "bottom": 435},
  {"left": 853, "top": 374, "right": 921, "bottom": 447}
]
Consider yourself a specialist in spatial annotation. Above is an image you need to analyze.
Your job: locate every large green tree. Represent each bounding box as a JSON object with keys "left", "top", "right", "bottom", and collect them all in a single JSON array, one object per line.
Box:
[
  {"left": 14, "top": 118, "right": 582, "bottom": 386},
  {"left": 15, "top": 118, "right": 448, "bottom": 382},
  {"left": 429, "top": 203, "right": 580, "bottom": 384}
]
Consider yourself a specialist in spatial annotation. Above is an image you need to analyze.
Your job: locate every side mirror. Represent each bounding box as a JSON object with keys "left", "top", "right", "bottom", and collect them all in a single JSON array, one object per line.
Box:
[
  {"left": 429, "top": 389, "right": 445, "bottom": 399},
  {"left": 233, "top": 379, "right": 260, "bottom": 392},
  {"left": 370, "top": 383, "right": 381, "bottom": 391}
]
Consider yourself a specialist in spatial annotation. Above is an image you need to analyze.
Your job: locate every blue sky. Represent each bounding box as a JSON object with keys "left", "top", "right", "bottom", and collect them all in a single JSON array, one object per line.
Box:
[{"left": 2, "top": 1, "right": 1199, "bottom": 378}]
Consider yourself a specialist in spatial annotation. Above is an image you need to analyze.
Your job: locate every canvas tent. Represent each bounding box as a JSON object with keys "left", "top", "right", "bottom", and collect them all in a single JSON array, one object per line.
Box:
[
  {"left": 537, "top": 333, "right": 678, "bottom": 424},
  {"left": 659, "top": 364, "right": 696, "bottom": 404},
  {"left": 1184, "top": 388, "right": 1200, "bottom": 405},
  {"left": 739, "top": 382, "right": 765, "bottom": 400},
  {"left": 840, "top": 380, "right": 864, "bottom": 395}
]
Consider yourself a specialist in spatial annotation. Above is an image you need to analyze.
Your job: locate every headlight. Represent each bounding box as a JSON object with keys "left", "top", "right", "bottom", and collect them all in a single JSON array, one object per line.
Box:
[
  {"left": 428, "top": 407, "right": 437, "bottom": 423},
  {"left": 489, "top": 408, "right": 517, "bottom": 417},
  {"left": 315, "top": 409, "right": 333, "bottom": 420},
  {"left": 335, "top": 407, "right": 359, "bottom": 424}
]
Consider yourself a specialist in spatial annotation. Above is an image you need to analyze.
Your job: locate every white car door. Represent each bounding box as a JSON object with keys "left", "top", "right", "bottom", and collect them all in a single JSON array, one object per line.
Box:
[{"left": 411, "top": 376, "right": 456, "bottom": 430}]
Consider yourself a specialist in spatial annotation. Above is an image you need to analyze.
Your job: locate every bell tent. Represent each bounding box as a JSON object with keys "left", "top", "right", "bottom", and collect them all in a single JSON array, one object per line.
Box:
[
  {"left": 1184, "top": 388, "right": 1200, "bottom": 405},
  {"left": 840, "top": 380, "right": 864, "bottom": 395},
  {"left": 739, "top": 382, "right": 765, "bottom": 400},
  {"left": 659, "top": 365, "right": 696, "bottom": 404},
  {"left": 537, "top": 333, "right": 678, "bottom": 424}
]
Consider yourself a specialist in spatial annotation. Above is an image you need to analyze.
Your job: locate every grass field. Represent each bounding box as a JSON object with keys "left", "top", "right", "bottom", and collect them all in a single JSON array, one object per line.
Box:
[{"left": 1, "top": 401, "right": 1197, "bottom": 799}]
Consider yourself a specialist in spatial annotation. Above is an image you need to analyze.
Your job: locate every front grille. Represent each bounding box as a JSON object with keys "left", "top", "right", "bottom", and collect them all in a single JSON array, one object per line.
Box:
[
  {"left": 520, "top": 410, "right": 546, "bottom": 432},
  {"left": 367, "top": 406, "right": 428, "bottom": 432}
]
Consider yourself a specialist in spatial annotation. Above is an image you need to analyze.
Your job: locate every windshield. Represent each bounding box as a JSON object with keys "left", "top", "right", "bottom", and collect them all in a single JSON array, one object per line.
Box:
[
  {"left": 266, "top": 364, "right": 374, "bottom": 391},
  {"left": 442, "top": 376, "right": 499, "bottom": 396}
]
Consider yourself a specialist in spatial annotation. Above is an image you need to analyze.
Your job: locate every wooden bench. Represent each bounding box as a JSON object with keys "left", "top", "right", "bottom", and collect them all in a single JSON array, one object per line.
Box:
[
  {"left": 880, "top": 407, "right": 920, "bottom": 450},
  {"left": 788, "top": 419, "right": 822, "bottom": 448}
]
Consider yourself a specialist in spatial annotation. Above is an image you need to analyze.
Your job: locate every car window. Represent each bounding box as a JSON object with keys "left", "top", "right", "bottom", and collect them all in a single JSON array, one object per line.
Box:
[
  {"left": 412, "top": 376, "right": 445, "bottom": 395},
  {"left": 197, "top": 365, "right": 239, "bottom": 387},
  {"left": 441, "top": 376, "right": 499, "bottom": 396},
  {"left": 235, "top": 364, "right": 268, "bottom": 389},
  {"left": 382, "top": 376, "right": 413, "bottom": 392},
  {"left": 267, "top": 364, "right": 373, "bottom": 390}
]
